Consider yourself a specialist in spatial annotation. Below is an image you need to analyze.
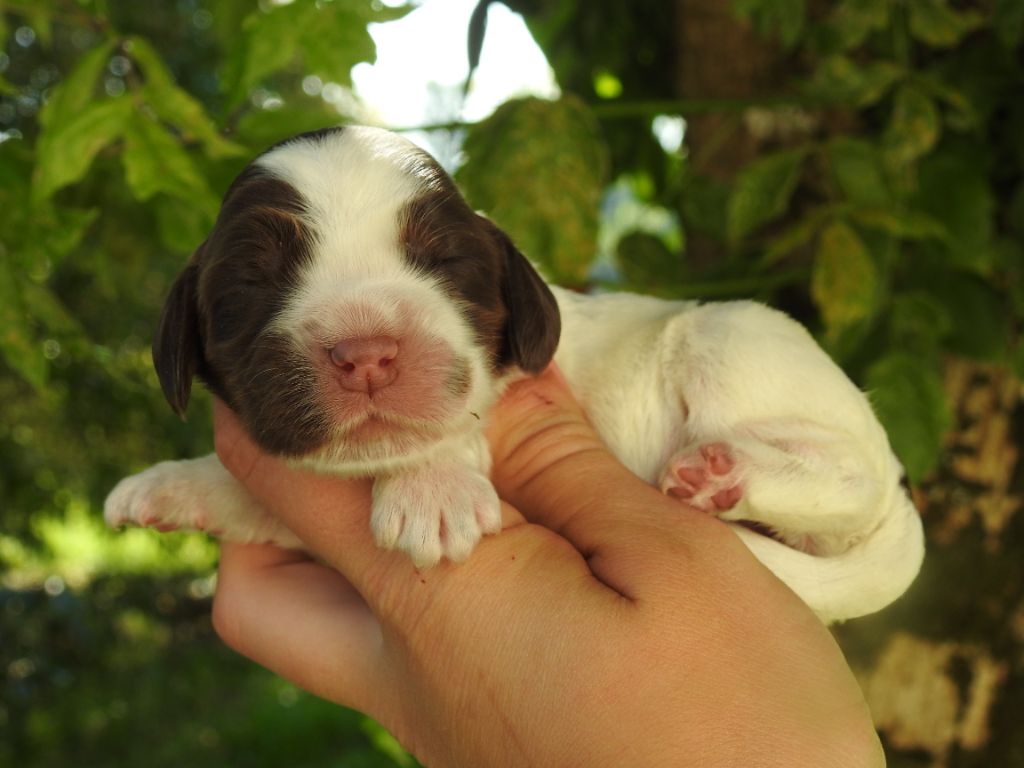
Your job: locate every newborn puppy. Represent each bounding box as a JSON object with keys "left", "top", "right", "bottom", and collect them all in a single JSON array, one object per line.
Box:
[{"left": 105, "top": 126, "right": 924, "bottom": 623}]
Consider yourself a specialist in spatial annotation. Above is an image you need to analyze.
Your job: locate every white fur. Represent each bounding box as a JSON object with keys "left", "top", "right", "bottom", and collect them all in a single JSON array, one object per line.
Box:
[
  {"left": 552, "top": 287, "right": 924, "bottom": 623},
  {"left": 105, "top": 127, "right": 925, "bottom": 624}
]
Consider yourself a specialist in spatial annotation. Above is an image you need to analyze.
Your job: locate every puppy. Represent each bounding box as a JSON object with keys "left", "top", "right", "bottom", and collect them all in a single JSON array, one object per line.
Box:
[{"left": 105, "top": 126, "right": 924, "bottom": 624}]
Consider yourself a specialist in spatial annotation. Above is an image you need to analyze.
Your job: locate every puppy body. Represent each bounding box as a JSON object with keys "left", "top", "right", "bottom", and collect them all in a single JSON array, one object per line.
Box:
[
  {"left": 105, "top": 126, "right": 924, "bottom": 623},
  {"left": 553, "top": 287, "right": 923, "bottom": 622}
]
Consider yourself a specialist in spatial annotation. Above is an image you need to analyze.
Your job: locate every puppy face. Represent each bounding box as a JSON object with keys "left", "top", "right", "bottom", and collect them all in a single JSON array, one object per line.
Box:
[{"left": 154, "top": 126, "right": 560, "bottom": 470}]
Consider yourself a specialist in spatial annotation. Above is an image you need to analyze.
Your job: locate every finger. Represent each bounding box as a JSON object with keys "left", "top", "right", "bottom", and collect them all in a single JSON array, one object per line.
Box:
[
  {"left": 487, "top": 366, "right": 723, "bottom": 578},
  {"left": 213, "top": 542, "right": 384, "bottom": 712}
]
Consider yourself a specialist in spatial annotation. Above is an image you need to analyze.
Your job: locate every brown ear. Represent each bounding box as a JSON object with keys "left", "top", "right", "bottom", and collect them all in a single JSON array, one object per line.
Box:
[
  {"left": 153, "top": 257, "right": 203, "bottom": 418},
  {"left": 496, "top": 229, "right": 561, "bottom": 373}
]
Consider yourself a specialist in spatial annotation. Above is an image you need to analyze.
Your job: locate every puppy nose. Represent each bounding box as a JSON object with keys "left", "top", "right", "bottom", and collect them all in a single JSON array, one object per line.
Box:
[{"left": 330, "top": 336, "right": 399, "bottom": 392}]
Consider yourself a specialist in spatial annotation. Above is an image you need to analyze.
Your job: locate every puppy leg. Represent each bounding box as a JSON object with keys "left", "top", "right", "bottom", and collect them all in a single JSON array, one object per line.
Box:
[
  {"left": 650, "top": 300, "right": 901, "bottom": 556},
  {"left": 104, "top": 454, "right": 302, "bottom": 548},
  {"left": 660, "top": 422, "right": 888, "bottom": 555},
  {"left": 370, "top": 433, "right": 501, "bottom": 568}
]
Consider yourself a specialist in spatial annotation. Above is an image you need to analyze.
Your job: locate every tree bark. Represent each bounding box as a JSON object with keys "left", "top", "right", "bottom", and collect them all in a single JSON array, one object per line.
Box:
[{"left": 672, "top": 0, "right": 785, "bottom": 179}]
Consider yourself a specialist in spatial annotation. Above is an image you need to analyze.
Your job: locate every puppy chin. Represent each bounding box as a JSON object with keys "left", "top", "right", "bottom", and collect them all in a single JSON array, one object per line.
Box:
[{"left": 295, "top": 411, "right": 480, "bottom": 476}]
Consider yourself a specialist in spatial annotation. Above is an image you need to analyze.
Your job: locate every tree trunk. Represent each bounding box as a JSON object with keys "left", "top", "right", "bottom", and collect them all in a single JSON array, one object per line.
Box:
[
  {"left": 672, "top": 0, "right": 802, "bottom": 267},
  {"left": 672, "top": 0, "right": 786, "bottom": 179}
]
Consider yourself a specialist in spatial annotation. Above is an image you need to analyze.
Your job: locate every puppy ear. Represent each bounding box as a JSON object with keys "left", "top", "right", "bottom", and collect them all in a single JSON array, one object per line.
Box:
[
  {"left": 495, "top": 229, "right": 561, "bottom": 373},
  {"left": 153, "top": 256, "right": 203, "bottom": 418}
]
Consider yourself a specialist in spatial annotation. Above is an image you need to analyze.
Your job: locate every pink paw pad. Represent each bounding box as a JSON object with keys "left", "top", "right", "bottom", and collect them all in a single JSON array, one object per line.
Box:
[{"left": 661, "top": 443, "right": 743, "bottom": 512}]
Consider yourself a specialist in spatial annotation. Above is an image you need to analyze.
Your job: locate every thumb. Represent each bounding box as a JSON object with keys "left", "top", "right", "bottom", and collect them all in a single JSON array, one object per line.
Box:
[
  {"left": 487, "top": 364, "right": 608, "bottom": 500},
  {"left": 486, "top": 365, "right": 675, "bottom": 557}
]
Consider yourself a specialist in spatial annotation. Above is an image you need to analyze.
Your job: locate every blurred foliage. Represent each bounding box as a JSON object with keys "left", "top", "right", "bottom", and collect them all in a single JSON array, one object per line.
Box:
[
  {"left": 495, "top": 0, "right": 1023, "bottom": 484},
  {"left": 1, "top": 0, "right": 417, "bottom": 764},
  {"left": 0, "top": 0, "right": 1021, "bottom": 764},
  {"left": 457, "top": 94, "right": 608, "bottom": 286}
]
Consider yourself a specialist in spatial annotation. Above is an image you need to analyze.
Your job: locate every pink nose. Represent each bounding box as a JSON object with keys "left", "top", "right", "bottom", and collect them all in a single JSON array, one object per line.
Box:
[{"left": 330, "top": 336, "right": 399, "bottom": 393}]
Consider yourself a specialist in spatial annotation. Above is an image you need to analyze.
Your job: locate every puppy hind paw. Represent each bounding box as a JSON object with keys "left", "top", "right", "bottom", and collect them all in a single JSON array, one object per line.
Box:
[{"left": 660, "top": 442, "right": 743, "bottom": 513}]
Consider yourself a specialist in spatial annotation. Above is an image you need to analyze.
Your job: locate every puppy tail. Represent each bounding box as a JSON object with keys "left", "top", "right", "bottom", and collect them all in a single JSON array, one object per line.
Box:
[{"left": 729, "top": 492, "right": 925, "bottom": 624}]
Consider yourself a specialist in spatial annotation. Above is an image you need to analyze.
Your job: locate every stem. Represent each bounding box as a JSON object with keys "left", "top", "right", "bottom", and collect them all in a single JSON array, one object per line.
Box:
[{"left": 391, "top": 93, "right": 830, "bottom": 134}]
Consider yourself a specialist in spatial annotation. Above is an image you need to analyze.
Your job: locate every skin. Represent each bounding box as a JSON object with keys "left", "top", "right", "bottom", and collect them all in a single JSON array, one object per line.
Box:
[{"left": 211, "top": 366, "right": 886, "bottom": 768}]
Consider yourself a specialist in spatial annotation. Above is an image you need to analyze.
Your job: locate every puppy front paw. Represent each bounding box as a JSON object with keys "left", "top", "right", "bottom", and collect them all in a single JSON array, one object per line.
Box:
[
  {"left": 371, "top": 464, "right": 501, "bottom": 568},
  {"left": 105, "top": 460, "right": 223, "bottom": 534},
  {"left": 660, "top": 442, "right": 743, "bottom": 512},
  {"left": 104, "top": 457, "right": 302, "bottom": 548}
]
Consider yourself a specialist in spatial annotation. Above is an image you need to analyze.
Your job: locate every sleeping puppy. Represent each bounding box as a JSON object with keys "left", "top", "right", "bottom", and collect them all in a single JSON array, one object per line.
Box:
[{"left": 105, "top": 126, "right": 924, "bottom": 624}]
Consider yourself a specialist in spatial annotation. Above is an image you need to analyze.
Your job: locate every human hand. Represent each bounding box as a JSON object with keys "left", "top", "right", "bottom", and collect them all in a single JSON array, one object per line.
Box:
[{"left": 211, "top": 366, "right": 884, "bottom": 767}]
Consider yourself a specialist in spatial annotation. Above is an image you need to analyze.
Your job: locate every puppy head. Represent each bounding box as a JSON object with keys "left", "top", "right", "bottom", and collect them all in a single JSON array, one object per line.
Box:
[{"left": 154, "top": 126, "right": 560, "bottom": 469}]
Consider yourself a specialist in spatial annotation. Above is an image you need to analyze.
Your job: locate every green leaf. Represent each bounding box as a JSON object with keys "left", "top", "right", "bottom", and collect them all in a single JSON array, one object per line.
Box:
[
  {"left": 864, "top": 354, "right": 950, "bottom": 483},
  {"left": 994, "top": 0, "right": 1024, "bottom": 48},
  {"left": 935, "top": 276, "right": 1009, "bottom": 360},
  {"left": 234, "top": 101, "right": 343, "bottom": 150},
  {"left": 848, "top": 207, "right": 948, "bottom": 242},
  {"left": 457, "top": 96, "right": 608, "bottom": 284},
  {"left": 20, "top": 3, "right": 55, "bottom": 48},
  {"left": 0, "top": 258, "right": 47, "bottom": 390},
  {"left": 808, "top": 56, "right": 902, "bottom": 107},
  {"left": 122, "top": 111, "right": 213, "bottom": 204},
  {"left": 616, "top": 231, "right": 683, "bottom": 290},
  {"left": 38, "top": 39, "right": 116, "bottom": 129},
  {"left": 827, "top": 137, "right": 889, "bottom": 205},
  {"left": 888, "top": 292, "right": 952, "bottom": 352},
  {"left": 32, "top": 206, "right": 101, "bottom": 270},
  {"left": 908, "top": 0, "right": 985, "bottom": 48},
  {"left": 883, "top": 85, "right": 940, "bottom": 167},
  {"left": 20, "top": 281, "right": 83, "bottom": 338},
  {"left": 155, "top": 195, "right": 217, "bottom": 253},
  {"left": 126, "top": 37, "right": 244, "bottom": 159},
  {"left": 33, "top": 97, "right": 133, "bottom": 202},
  {"left": 811, "top": 219, "right": 879, "bottom": 341},
  {"left": 760, "top": 209, "right": 824, "bottom": 266},
  {"left": 821, "top": 0, "right": 890, "bottom": 52},
  {"left": 222, "top": 0, "right": 407, "bottom": 109},
  {"left": 302, "top": 1, "right": 382, "bottom": 83},
  {"left": 912, "top": 142, "right": 994, "bottom": 270},
  {"left": 680, "top": 173, "right": 730, "bottom": 242},
  {"left": 915, "top": 73, "right": 978, "bottom": 132},
  {"left": 733, "top": 0, "right": 806, "bottom": 48},
  {"left": 727, "top": 147, "right": 808, "bottom": 242},
  {"left": 223, "top": 2, "right": 307, "bottom": 107}
]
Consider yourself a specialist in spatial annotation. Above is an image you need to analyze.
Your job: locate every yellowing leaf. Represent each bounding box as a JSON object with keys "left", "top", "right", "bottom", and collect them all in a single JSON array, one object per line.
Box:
[
  {"left": 457, "top": 96, "right": 608, "bottom": 284},
  {"left": 808, "top": 56, "right": 902, "bottom": 106},
  {"left": 883, "top": 85, "right": 940, "bottom": 166},
  {"left": 909, "top": 0, "right": 985, "bottom": 48},
  {"left": 812, "top": 220, "right": 879, "bottom": 340},
  {"left": 824, "top": 0, "right": 890, "bottom": 51}
]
